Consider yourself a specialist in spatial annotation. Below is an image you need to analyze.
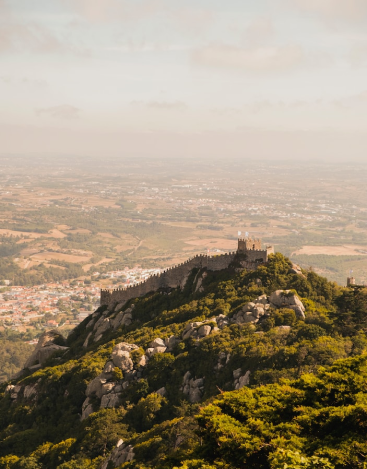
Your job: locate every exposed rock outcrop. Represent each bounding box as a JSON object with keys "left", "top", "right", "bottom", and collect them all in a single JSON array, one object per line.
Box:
[
  {"left": 101, "top": 440, "right": 135, "bottom": 469},
  {"left": 195, "top": 271, "right": 207, "bottom": 293},
  {"left": 214, "top": 351, "right": 231, "bottom": 371},
  {"left": 111, "top": 342, "right": 138, "bottom": 371},
  {"left": 233, "top": 369, "right": 250, "bottom": 389},
  {"left": 111, "top": 307, "right": 133, "bottom": 329},
  {"left": 100, "top": 393, "right": 120, "bottom": 408},
  {"left": 269, "top": 290, "right": 305, "bottom": 319},
  {"left": 23, "top": 330, "right": 68, "bottom": 369},
  {"left": 289, "top": 263, "right": 305, "bottom": 278},
  {"left": 232, "top": 295, "right": 271, "bottom": 324},
  {"left": 5, "top": 384, "right": 22, "bottom": 399},
  {"left": 181, "top": 320, "right": 219, "bottom": 341},
  {"left": 81, "top": 397, "right": 94, "bottom": 420},
  {"left": 181, "top": 371, "right": 204, "bottom": 403},
  {"left": 83, "top": 332, "right": 92, "bottom": 348},
  {"left": 232, "top": 290, "right": 306, "bottom": 324},
  {"left": 93, "top": 316, "right": 111, "bottom": 342},
  {"left": 145, "top": 338, "right": 167, "bottom": 357},
  {"left": 91, "top": 305, "right": 135, "bottom": 343},
  {"left": 23, "top": 383, "right": 38, "bottom": 400},
  {"left": 164, "top": 335, "right": 180, "bottom": 351},
  {"left": 82, "top": 341, "right": 146, "bottom": 420}
]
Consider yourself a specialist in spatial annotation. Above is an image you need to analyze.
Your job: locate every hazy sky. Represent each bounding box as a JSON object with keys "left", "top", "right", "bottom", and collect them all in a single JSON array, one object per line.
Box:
[{"left": 1, "top": 0, "right": 367, "bottom": 159}]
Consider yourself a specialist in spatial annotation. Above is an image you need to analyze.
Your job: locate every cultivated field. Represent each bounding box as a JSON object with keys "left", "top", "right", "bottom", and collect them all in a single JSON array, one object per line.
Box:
[
  {"left": 0, "top": 156, "right": 367, "bottom": 286},
  {"left": 293, "top": 245, "right": 367, "bottom": 256}
]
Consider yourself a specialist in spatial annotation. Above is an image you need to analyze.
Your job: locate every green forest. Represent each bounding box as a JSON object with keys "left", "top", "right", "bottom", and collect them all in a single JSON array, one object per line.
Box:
[
  {"left": 1, "top": 253, "right": 367, "bottom": 468},
  {"left": 0, "top": 331, "right": 33, "bottom": 382}
]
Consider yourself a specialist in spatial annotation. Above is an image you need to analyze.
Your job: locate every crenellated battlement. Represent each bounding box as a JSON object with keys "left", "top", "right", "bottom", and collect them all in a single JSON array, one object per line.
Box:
[{"left": 100, "top": 239, "right": 273, "bottom": 306}]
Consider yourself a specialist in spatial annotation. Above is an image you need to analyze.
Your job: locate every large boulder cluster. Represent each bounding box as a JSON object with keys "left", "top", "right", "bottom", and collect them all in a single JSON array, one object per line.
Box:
[
  {"left": 180, "top": 315, "right": 231, "bottom": 341},
  {"left": 269, "top": 290, "right": 305, "bottom": 318},
  {"left": 5, "top": 381, "right": 40, "bottom": 402},
  {"left": 180, "top": 371, "right": 205, "bottom": 403},
  {"left": 81, "top": 341, "right": 142, "bottom": 420},
  {"left": 81, "top": 289, "right": 306, "bottom": 422},
  {"left": 232, "top": 295, "right": 271, "bottom": 324},
  {"left": 181, "top": 322, "right": 217, "bottom": 340},
  {"left": 232, "top": 290, "right": 305, "bottom": 325}
]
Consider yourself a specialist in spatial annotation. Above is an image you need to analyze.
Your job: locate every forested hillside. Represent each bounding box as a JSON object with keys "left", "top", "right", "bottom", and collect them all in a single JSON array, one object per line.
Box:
[
  {"left": 1, "top": 253, "right": 367, "bottom": 469},
  {"left": 0, "top": 331, "right": 33, "bottom": 382}
]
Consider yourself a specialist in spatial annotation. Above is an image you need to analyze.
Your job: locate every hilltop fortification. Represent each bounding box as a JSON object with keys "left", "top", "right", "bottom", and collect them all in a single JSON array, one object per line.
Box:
[{"left": 100, "top": 237, "right": 274, "bottom": 306}]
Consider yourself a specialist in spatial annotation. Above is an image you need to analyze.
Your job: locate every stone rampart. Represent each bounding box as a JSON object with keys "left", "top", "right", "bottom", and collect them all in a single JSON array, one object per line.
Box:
[
  {"left": 244, "top": 249, "right": 268, "bottom": 263},
  {"left": 101, "top": 252, "right": 237, "bottom": 306},
  {"left": 100, "top": 238, "right": 274, "bottom": 306},
  {"left": 207, "top": 252, "right": 236, "bottom": 270}
]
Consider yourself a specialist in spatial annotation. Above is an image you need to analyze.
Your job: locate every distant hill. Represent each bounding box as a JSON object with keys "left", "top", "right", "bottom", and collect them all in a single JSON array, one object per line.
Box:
[{"left": 1, "top": 253, "right": 367, "bottom": 469}]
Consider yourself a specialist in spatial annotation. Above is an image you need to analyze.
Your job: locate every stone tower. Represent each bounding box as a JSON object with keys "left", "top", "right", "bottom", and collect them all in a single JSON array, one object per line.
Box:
[
  {"left": 237, "top": 237, "right": 262, "bottom": 253},
  {"left": 347, "top": 277, "right": 356, "bottom": 287}
]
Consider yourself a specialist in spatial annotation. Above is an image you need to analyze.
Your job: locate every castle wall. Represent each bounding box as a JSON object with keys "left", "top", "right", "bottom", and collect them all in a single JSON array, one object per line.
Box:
[
  {"left": 245, "top": 249, "right": 268, "bottom": 263},
  {"left": 100, "top": 252, "right": 237, "bottom": 306},
  {"left": 101, "top": 237, "right": 274, "bottom": 306},
  {"left": 207, "top": 252, "right": 236, "bottom": 270}
]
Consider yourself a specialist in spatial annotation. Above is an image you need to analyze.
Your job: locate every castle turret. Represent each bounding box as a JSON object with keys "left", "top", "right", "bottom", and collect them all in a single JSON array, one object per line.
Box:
[
  {"left": 238, "top": 237, "right": 262, "bottom": 253},
  {"left": 237, "top": 236, "right": 273, "bottom": 264},
  {"left": 347, "top": 277, "right": 356, "bottom": 287}
]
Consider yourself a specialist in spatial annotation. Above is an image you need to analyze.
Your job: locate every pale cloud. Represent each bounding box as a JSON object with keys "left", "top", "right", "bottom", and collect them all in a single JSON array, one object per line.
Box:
[
  {"left": 191, "top": 44, "right": 304, "bottom": 72},
  {"left": 107, "top": 41, "right": 189, "bottom": 52},
  {"left": 60, "top": 0, "right": 163, "bottom": 23},
  {"left": 0, "top": 76, "right": 47, "bottom": 88},
  {"left": 0, "top": 20, "right": 84, "bottom": 55},
  {"left": 333, "top": 90, "right": 367, "bottom": 108},
  {"left": 167, "top": 6, "right": 214, "bottom": 34},
  {"left": 244, "top": 17, "right": 275, "bottom": 46},
  {"left": 61, "top": 0, "right": 213, "bottom": 35},
  {"left": 210, "top": 107, "right": 242, "bottom": 116},
  {"left": 35, "top": 105, "right": 81, "bottom": 119},
  {"left": 0, "top": 0, "right": 88, "bottom": 56},
  {"left": 21, "top": 78, "right": 48, "bottom": 88},
  {"left": 347, "top": 44, "right": 367, "bottom": 66},
  {"left": 287, "top": 0, "right": 367, "bottom": 23},
  {"left": 131, "top": 101, "right": 187, "bottom": 111}
]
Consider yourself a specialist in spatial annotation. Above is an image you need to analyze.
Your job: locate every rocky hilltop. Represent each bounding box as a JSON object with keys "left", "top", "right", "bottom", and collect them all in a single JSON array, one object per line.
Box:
[{"left": 1, "top": 252, "right": 367, "bottom": 469}]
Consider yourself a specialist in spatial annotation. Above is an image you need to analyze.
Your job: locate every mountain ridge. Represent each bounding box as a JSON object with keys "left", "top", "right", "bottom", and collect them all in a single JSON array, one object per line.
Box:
[{"left": 1, "top": 252, "right": 367, "bottom": 468}]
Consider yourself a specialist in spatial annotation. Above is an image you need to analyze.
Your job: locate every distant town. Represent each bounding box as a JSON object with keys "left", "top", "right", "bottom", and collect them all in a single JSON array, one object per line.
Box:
[{"left": 0, "top": 266, "right": 161, "bottom": 337}]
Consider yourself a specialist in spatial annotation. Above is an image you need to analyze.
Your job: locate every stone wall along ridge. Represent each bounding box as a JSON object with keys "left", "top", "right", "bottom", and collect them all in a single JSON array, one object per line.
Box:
[
  {"left": 100, "top": 237, "right": 274, "bottom": 306},
  {"left": 100, "top": 252, "right": 237, "bottom": 306}
]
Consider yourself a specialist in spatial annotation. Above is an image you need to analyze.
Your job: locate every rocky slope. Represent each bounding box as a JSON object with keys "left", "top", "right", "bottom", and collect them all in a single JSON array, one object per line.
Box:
[{"left": 0, "top": 253, "right": 367, "bottom": 469}]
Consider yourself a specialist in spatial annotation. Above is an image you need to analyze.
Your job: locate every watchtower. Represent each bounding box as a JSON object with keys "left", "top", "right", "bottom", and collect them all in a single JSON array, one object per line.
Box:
[
  {"left": 238, "top": 237, "right": 262, "bottom": 253},
  {"left": 347, "top": 277, "right": 356, "bottom": 287}
]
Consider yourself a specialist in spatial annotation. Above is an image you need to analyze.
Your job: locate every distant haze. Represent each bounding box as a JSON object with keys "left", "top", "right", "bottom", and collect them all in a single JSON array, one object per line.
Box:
[{"left": 1, "top": 0, "right": 367, "bottom": 160}]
